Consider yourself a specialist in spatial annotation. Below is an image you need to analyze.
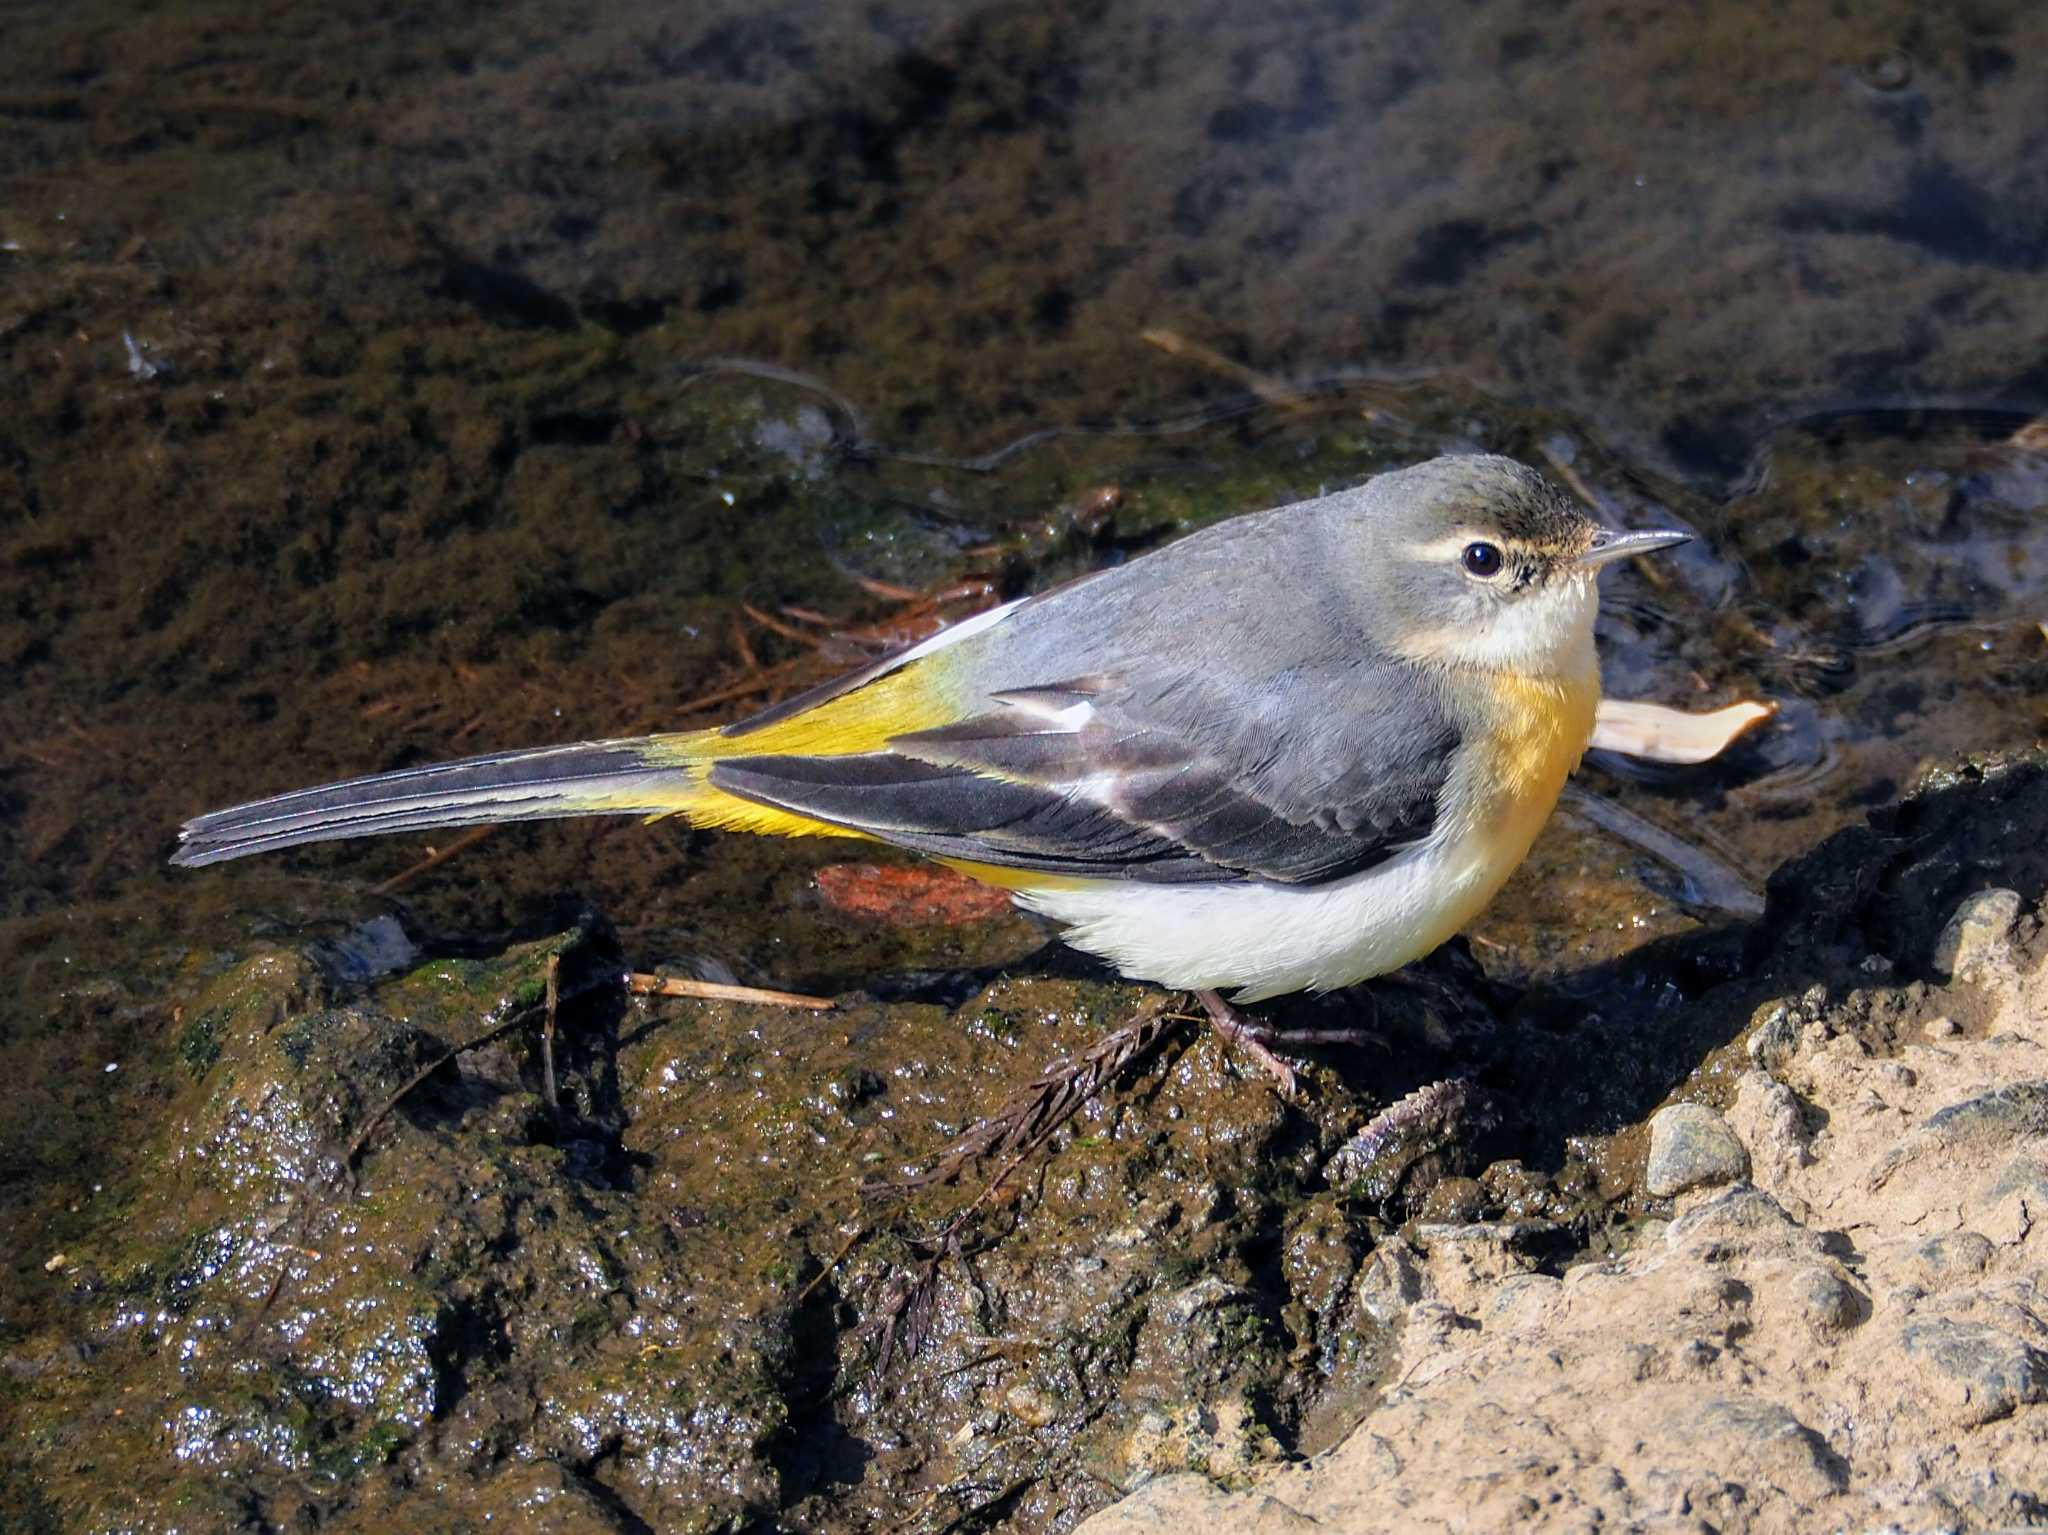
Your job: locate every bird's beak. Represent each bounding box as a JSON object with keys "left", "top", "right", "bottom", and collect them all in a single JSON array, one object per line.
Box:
[{"left": 1577, "top": 528, "right": 1692, "bottom": 570}]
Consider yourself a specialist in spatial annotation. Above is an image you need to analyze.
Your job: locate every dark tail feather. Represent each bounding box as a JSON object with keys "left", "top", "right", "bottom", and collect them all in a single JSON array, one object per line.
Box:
[{"left": 170, "top": 737, "right": 697, "bottom": 867}]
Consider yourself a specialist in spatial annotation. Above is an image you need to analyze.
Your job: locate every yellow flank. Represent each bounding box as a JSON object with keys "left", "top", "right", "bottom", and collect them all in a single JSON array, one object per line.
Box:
[{"left": 626, "top": 655, "right": 974, "bottom": 848}]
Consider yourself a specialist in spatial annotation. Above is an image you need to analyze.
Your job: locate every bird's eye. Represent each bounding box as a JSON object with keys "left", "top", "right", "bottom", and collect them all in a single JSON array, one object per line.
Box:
[{"left": 1461, "top": 542, "right": 1504, "bottom": 579}]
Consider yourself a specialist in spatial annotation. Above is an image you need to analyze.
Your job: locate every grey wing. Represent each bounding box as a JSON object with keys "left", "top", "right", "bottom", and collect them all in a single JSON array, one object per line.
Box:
[{"left": 706, "top": 662, "right": 1458, "bottom": 885}]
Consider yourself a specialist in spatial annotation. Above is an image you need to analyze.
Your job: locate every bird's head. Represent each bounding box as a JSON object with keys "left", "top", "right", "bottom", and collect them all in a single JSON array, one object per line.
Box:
[{"left": 1336, "top": 455, "right": 1690, "bottom": 676}]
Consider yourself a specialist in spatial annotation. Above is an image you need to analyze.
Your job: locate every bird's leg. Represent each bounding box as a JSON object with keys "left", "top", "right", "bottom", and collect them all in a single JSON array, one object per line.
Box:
[
  {"left": 1199, "top": 990, "right": 1385, "bottom": 1047},
  {"left": 1195, "top": 988, "right": 1306, "bottom": 1096}
]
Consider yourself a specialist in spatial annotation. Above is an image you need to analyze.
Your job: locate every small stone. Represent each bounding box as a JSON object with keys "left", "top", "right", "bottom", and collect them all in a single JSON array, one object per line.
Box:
[
  {"left": 1482, "top": 1273, "right": 1562, "bottom": 1332},
  {"left": 1747, "top": 1002, "right": 1800, "bottom": 1073},
  {"left": 1925, "top": 1016, "right": 1961, "bottom": 1039},
  {"left": 1668, "top": 1395, "right": 1846, "bottom": 1499},
  {"left": 1354, "top": 1239, "right": 1430, "bottom": 1328},
  {"left": 1645, "top": 1104, "right": 1752, "bottom": 1197},
  {"left": 1785, "top": 1265, "right": 1864, "bottom": 1331},
  {"left": 1872, "top": 1081, "right": 2048, "bottom": 1193},
  {"left": 1162, "top": 1276, "right": 1243, "bottom": 1325},
  {"left": 1971, "top": 1153, "right": 2048, "bottom": 1245},
  {"left": 1948, "top": 1468, "right": 2048, "bottom": 1526},
  {"left": 1933, "top": 888, "right": 2023, "bottom": 981},
  {"left": 1003, "top": 1382, "right": 1060, "bottom": 1427}
]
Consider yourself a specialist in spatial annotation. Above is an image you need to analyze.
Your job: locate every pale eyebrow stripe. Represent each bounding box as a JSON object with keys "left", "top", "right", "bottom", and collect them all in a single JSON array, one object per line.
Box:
[{"left": 1399, "top": 532, "right": 1529, "bottom": 562}]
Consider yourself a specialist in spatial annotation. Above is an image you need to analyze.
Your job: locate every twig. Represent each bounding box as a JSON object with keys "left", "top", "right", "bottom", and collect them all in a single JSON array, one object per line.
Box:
[
  {"left": 741, "top": 602, "right": 827, "bottom": 646},
  {"left": 370, "top": 826, "right": 495, "bottom": 894},
  {"left": 673, "top": 661, "right": 812, "bottom": 717},
  {"left": 1141, "top": 327, "right": 1313, "bottom": 413},
  {"left": 626, "top": 972, "right": 836, "bottom": 1011},
  {"left": 797, "top": 1223, "right": 871, "bottom": 1305},
  {"left": 849, "top": 572, "right": 926, "bottom": 602}
]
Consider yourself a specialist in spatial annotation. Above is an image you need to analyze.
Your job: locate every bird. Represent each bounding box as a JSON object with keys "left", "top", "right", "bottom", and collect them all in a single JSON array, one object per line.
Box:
[{"left": 171, "top": 454, "right": 1688, "bottom": 1086}]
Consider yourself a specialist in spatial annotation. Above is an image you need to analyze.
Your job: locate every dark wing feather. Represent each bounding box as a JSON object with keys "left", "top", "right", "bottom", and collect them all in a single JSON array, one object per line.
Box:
[{"left": 706, "top": 662, "right": 1458, "bottom": 886}]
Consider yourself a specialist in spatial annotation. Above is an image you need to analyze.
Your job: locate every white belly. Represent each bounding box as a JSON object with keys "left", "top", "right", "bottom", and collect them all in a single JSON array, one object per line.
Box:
[{"left": 1015, "top": 817, "right": 1521, "bottom": 1003}]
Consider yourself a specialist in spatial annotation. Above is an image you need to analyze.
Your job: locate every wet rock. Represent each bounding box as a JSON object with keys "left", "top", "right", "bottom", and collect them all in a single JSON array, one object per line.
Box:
[
  {"left": 5, "top": 926, "right": 811, "bottom": 1533},
  {"left": 1114, "top": 1399, "right": 1277, "bottom": 1487},
  {"left": 1745, "top": 998, "right": 1804, "bottom": 1075},
  {"left": 1932, "top": 887, "right": 2024, "bottom": 981},
  {"left": 1644, "top": 1102, "right": 1752, "bottom": 1197}
]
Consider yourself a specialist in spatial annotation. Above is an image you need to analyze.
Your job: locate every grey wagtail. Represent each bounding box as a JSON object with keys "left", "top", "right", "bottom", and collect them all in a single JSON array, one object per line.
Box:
[{"left": 171, "top": 455, "right": 1688, "bottom": 1073}]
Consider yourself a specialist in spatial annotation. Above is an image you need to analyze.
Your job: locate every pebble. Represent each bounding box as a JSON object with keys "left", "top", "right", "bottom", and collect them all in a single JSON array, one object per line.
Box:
[
  {"left": 1785, "top": 1265, "right": 1864, "bottom": 1332},
  {"left": 1161, "top": 1276, "right": 1243, "bottom": 1325},
  {"left": 1932, "top": 888, "right": 2023, "bottom": 981},
  {"left": 1354, "top": 1240, "right": 1430, "bottom": 1329},
  {"left": 1902, "top": 1232, "right": 1994, "bottom": 1286},
  {"left": 1645, "top": 1103, "right": 1752, "bottom": 1197},
  {"left": 1003, "top": 1382, "right": 1061, "bottom": 1427},
  {"left": 1747, "top": 1002, "right": 1801, "bottom": 1073}
]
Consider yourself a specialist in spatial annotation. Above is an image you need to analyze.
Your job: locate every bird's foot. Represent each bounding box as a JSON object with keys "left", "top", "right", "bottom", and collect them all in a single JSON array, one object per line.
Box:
[{"left": 1196, "top": 988, "right": 1345, "bottom": 1096}]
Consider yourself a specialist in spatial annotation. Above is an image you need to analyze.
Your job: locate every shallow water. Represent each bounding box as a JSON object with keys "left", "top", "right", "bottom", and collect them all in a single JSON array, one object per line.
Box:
[{"left": 5, "top": 0, "right": 2048, "bottom": 1527}]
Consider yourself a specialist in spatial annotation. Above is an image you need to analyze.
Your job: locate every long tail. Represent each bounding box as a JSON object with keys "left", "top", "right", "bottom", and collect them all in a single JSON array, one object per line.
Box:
[{"left": 170, "top": 735, "right": 707, "bottom": 867}]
